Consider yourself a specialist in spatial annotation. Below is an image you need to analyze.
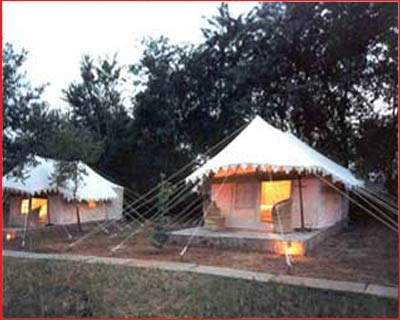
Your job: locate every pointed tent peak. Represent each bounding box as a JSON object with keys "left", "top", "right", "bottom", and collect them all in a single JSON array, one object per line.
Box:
[
  {"left": 247, "top": 114, "right": 277, "bottom": 127},
  {"left": 249, "top": 114, "right": 266, "bottom": 123},
  {"left": 244, "top": 115, "right": 287, "bottom": 136},
  {"left": 187, "top": 114, "right": 363, "bottom": 187}
]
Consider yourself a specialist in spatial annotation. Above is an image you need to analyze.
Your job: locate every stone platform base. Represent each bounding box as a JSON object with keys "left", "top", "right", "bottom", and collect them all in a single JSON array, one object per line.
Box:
[{"left": 169, "top": 220, "right": 347, "bottom": 256}]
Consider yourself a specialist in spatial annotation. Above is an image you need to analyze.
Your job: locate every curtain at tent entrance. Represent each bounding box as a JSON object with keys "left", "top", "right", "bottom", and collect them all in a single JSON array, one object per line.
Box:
[{"left": 260, "top": 180, "right": 291, "bottom": 223}]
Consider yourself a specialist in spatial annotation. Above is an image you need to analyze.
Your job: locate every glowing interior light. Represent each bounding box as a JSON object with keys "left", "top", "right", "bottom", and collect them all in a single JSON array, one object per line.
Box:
[
  {"left": 5, "top": 231, "right": 16, "bottom": 241},
  {"left": 88, "top": 200, "right": 97, "bottom": 209},
  {"left": 260, "top": 180, "right": 291, "bottom": 222},
  {"left": 32, "top": 198, "right": 48, "bottom": 222},
  {"left": 21, "top": 199, "right": 29, "bottom": 214},
  {"left": 21, "top": 198, "right": 48, "bottom": 222}
]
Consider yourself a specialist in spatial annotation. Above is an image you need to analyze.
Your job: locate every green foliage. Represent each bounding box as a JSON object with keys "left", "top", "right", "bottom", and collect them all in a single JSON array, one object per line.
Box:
[
  {"left": 156, "top": 173, "right": 176, "bottom": 215},
  {"left": 149, "top": 219, "right": 170, "bottom": 249},
  {"left": 63, "top": 54, "right": 132, "bottom": 185},
  {"left": 51, "top": 161, "right": 86, "bottom": 198},
  {"left": 151, "top": 174, "right": 174, "bottom": 247},
  {"left": 2, "top": 43, "right": 49, "bottom": 175},
  {"left": 354, "top": 115, "right": 398, "bottom": 194},
  {"left": 128, "top": 38, "right": 194, "bottom": 192},
  {"left": 43, "top": 119, "right": 104, "bottom": 165}
]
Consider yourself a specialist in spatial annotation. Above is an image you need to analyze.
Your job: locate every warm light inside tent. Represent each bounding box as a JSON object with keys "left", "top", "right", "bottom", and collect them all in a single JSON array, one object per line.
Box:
[
  {"left": 5, "top": 231, "right": 16, "bottom": 241},
  {"left": 88, "top": 200, "right": 96, "bottom": 209},
  {"left": 21, "top": 199, "right": 29, "bottom": 214},
  {"left": 21, "top": 198, "right": 48, "bottom": 222},
  {"left": 32, "top": 198, "right": 48, "bottom": 222},
  {"left": 275, "top": 241, "right": 305, "bottom": 256},
  {"left": 260, "top": 180, "right": 291, "bottom": 222}
]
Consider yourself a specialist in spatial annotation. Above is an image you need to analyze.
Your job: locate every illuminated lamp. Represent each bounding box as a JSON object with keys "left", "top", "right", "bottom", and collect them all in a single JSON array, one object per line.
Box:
[
  {"left": 5, "top": 231, "right": 16, "bottom": 241},
  {"left": 274, "top": 240, "right": 305, "bottom": 256}
]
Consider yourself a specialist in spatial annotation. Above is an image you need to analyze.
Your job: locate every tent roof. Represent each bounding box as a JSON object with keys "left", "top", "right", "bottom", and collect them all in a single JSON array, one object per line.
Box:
[
  {"left": 188, "top": 116, "right": 363, "bottom": 187},
  {"left": 2, "top": 156, "right": 123, "bottom": 201}
]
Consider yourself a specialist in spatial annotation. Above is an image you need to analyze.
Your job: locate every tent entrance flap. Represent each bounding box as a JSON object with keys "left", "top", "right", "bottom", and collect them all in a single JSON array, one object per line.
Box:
[{"left": 260, "top": 180, "right": 291, "bottom": 223}]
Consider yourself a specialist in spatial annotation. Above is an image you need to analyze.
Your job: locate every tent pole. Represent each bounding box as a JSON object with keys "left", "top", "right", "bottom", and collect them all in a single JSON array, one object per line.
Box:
[
  {"left": 47, "top": 196, "right": 51, "bottom": 225},
  {"left": 298, "top": 175, "right": 305, "bottom": 231}
]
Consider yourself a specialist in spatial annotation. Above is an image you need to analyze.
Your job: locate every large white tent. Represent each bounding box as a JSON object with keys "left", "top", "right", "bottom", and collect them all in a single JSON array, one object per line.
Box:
[{"left": 188, "top": 116, "right": 363, "bottom": 187}]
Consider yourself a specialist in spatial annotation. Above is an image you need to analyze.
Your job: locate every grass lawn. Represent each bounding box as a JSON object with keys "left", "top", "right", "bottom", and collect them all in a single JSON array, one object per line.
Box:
[{"left": 3, "top": 257, "right": 398, "bottom": 318}]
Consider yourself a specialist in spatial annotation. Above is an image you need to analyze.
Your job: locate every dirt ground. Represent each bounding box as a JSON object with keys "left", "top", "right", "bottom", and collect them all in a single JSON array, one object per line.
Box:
[{"left": 3, "top": 215, "right": 398, "bottom": 286}]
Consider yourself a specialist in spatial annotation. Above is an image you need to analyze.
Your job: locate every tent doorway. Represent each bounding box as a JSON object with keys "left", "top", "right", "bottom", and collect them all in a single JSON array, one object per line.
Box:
[{"left": 260, "top": 180, "right": 292, "bottom": 223}]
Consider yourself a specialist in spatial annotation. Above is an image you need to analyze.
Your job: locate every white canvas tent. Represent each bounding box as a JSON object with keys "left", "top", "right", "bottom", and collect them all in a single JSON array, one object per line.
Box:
[
  {"left": 188, "top": 116, "right": 363, "bottom": 187},
  {"left": 3, "top": 156, "right": 124, "bottom": 226},
  {"left": 187, "top": 116, "right": 363, "bottom": 233}
]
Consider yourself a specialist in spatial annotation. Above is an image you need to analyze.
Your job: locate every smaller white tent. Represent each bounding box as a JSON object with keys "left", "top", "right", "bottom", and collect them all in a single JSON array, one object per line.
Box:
[
  {"left": 3, "top": 156, "right": 121, "bottom": 201},
  {"left": 188, "top": 116, "right": 363, "bottom": 187},
  {"left": 3, "top": 156, "right": 124, "bottom": 227}
]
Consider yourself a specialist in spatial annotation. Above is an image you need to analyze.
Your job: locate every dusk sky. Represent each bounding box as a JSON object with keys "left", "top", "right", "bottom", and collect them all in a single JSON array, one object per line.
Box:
[{"left": 3, "top": 1, "right": 258, "bottom": 108}]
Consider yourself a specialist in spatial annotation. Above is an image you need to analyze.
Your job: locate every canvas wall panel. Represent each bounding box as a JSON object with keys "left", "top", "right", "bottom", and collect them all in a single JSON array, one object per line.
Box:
[
  {"left": 7, "top": 195, "right": 25, "bottom": 226},
  {"left": 230, "top": 180, "right": 261, "bottom": 229},
  {"left": 211, "top": 182, "right": 234, "bottom": 217},
  {"left": 51, "top": 192, "right": 123, "bottom": 225},
  {"left": 108, "top": 187, "right": 124, "bottom": 220},
  {"left": 211, "top": 178, "right": 265, "bottom": 230},
  {"left": 291, "top": 177, "right": 347, "bottom": 229},
  {"left": 5, "top": 187, "right": 124, "bottom": 227}
]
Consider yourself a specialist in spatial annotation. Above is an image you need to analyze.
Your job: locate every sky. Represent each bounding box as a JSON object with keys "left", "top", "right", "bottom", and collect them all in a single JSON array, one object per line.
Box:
[{"left": 3, "top": 1, "right": 258, "bottom": 108}]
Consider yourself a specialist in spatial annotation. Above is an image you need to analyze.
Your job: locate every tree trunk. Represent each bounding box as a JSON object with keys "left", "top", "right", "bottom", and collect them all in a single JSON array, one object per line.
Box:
[{"left": 75, "top": 204, "right": 82, "bottom": 232}]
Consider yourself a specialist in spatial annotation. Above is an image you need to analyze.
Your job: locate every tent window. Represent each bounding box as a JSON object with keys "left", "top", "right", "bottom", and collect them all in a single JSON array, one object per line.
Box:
[
  {"left": 32, "top": 198, "right": 48, "bottom": 222},
  {"left": 21, "top": 199, "right": 29, "bottom": 214},
  {"left": 21, "top": 198, "right": 48, "bottom": 222},
  {"left": 260, "top": 180, "right": 291, "bottom": 223},
  {"left": 235, "top": 181, "right": 257, "bottom": 209}
]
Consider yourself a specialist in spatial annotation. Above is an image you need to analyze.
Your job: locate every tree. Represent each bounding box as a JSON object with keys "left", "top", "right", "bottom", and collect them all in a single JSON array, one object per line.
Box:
[
  {"left": 354, "top": 115, "right": 398, "bottom": 195},
  {"left": 43, "top": 117, "right": 104, "bottom": 165},
  {"left": 2, "top": 42, "right": 49, "bottom": 175},
  {"left": 63, "top": 54, "right": 132, "bottom": 186},
  {"left": 47, "top": 120, "right": 104, "bottom": 231},
  {"left": 128, "top": 37, "right": 194, "bottom": 192}
]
